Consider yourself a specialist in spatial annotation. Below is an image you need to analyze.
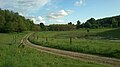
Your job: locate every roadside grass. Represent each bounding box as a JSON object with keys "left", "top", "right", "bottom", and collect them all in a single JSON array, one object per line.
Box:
[
  {"left": 29, "top": 28, "right": 120, "bottom": 59},
  {"left": 97, "top": 28, "right": 120, "bottom": 39},
  {"left": 0, "top": 32, "right": 106, "bottom": 67}
]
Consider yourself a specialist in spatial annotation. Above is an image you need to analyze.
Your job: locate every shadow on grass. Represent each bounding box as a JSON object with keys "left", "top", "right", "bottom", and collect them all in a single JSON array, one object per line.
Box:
[{"left": 97, "top": 28, "right": 120, "bottom": 40}]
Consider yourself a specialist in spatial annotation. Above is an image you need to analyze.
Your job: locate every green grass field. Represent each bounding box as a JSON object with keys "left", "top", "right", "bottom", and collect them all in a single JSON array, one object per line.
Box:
[
  {"left": 0, "top": 32, "right": 106, "bottom": 67},
  {"left": 29, "top": 28, "right": 120, "bottom": 59}
]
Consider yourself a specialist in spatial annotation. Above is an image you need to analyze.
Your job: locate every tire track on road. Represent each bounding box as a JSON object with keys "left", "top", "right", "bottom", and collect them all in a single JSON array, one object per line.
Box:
[{"left": 23, "top": 33, "right": 120, "bottom": 67}]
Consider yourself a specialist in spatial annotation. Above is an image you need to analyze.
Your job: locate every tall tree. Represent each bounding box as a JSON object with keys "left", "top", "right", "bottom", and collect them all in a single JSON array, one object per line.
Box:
[
  {"left": 76, "top": 20, "right": 81, "bottom": 29},
  {"left": 68, "top": 22, "right": 72, "bottom": 25},
  {"left": 0, "top": 15, "right": 6, "bottom": 32},
  {"left": 85, "top": 18, "right": 98, "bottom": 28},
  {"left": 84, "top": 22, "right": 92, "bottom": 28},
  {"left": 40, "top": 23, "right": 45, "bottom": 31},
  {"left": 0, "top": 8, "right": 34, "bottom": 33}
]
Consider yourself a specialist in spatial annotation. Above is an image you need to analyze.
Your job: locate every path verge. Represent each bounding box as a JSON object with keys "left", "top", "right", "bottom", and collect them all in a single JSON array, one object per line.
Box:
[{"left": 23, "top": 33, "right": 120, "bottom": 67}]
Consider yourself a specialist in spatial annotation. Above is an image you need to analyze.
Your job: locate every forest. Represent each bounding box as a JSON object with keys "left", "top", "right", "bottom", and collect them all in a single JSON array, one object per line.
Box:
[
  {"left": 39, "top": 15, "right": 120, "bottom": 31},
  {"left": 81, "top": 15, "right": 120, "bottom": 28},
  {"left": 0, "top": 8, "right": 120, "bottom": 32},
  {"left": 0, "top": 9, "right": 34, "bottom": 33}
]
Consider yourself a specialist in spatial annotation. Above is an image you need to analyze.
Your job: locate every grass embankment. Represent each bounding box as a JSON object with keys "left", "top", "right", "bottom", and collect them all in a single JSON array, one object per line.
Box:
[
  {"left": 0, "top": 32, "right": 106, "bottom": 67},
  {"left": 29, "top": 28, "right": 120, "bottom": 59}
]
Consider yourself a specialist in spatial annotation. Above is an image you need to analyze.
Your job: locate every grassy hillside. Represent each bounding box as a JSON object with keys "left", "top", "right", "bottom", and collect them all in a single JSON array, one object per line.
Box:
[
  {"left": 97, "top": 28, "right": 120, "bottom": 39},
  {"left": 0, "top": 32, "right": 106, "bottom": 67},
  {"left": 29, "top": 28, "right": 120, "bottom": 59}
]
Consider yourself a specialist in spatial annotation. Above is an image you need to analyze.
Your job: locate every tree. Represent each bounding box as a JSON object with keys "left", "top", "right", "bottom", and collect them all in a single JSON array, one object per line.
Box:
[
  {"left": 85, "top": 18, "right": 98, "bottom": 28},
  {"left": 40, "top": 23, "right": 45, "bottom": 31},
  {"left": 68, "top": 22, "right": 72, "bottom": 25},
  {"left": 0, "top": 8, "right": 34, "bottom": 33},
  {"left": 84, "top": 22, "right": 92, "bottom": 28},
  {"left": 80, "top": 23, "right": 85, "bottom": 28},
  {"left": 48, "top": 24, "right": 76, "bottom": 31},
  {"left": 88, "top": 18, "right": 96, "bottom": 24},
  {"left": 76, "top": 20, "right": 81, "bottom": 29},
  {"left": 34, "top": 25, "right": 41, "bottom": 31},
  {"left": 0, "top": 15, "right": 6, "bottom": 32},
  {"left": 112, "top": 18, "right": 118, "bottom": 28}
]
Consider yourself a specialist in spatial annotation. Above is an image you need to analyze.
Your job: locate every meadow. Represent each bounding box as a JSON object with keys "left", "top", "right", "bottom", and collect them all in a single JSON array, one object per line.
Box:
[
  {"left": 29, "top": 28, "right": 120, "bottom": 59},
  {"left": 0, "top": 32, "right": 106, "bottom": 67}
]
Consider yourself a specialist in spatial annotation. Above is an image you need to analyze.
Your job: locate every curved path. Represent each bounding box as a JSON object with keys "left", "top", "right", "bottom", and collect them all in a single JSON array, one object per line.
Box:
[{"left": 23, "top": 33, "right": 120, "bottom": 67}]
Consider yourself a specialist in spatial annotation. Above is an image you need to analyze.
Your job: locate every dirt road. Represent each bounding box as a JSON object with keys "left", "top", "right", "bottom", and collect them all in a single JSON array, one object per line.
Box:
[{"left": 23, "top": 33, "right": 120, "bottom": 67}]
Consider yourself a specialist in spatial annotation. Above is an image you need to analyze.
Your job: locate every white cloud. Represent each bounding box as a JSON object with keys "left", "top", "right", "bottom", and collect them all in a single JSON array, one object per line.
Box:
[
  {"left": 31, "top": 18, "right": 36, "bottom": 23},
  {"left": 46, "top": 10, "right": 74, "bottom": 19},
  {"left": 38, "top": 16, "right": 46, "bottom": 24},
  {"left": 0, "top": 0, "right": 51, "bottom": 15},
  {"left": 19, "top": 13, "right": 24, "bottom": 16},
  {"left": 66, "top": 10, "right": 74, "bottom": 14},
  {"left": 26, "top": 16, "right": 36, "bottom": 23},
  {"left": 56, "top": 20, "right": 65, "bottom": 23},
  {"left": 25, "top": 16, "right": 46, "bottom": 24},
  {"left": 0, "top": 0, "right": 4, "bottom": 6},
  {"left": 74, "top": 0, "right": 85, "bottom": 6}
]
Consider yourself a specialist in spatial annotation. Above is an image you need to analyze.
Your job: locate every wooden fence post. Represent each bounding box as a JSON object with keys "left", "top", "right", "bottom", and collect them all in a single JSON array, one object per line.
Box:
[
  {"left": 33, "top": 33, "right": 35, "bottom": 40},
  {"left": 70, "top": 37, "right": 72, "bottom": 45},
  {"left": 15, "top": 35, "right": 16, "bottom": 44},
  {"left": 36, "top": 35, "right": 38, "bottom": 40},
  {"left": 46, "top": 37, "right": 48, "bottom": 42}
]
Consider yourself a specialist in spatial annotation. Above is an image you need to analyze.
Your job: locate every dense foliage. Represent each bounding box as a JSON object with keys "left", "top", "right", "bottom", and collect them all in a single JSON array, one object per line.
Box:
[
  {"left": 76, "top": 20, "right": 81, "bottom": 29},
  {"left": 78, "top": 15, "right": 120, "bottom": 29},
  {"left": 39, "top": 15, "right": 120, "bottom": 31},
  {"left": 40, "top": 23, "right": 46, "bottom": 31},
  {"left": 48, "top": 24, "right": 76, "bottom": 31},
  {"left": 0, "top": 9, "right": 34, "bottom": 33}
]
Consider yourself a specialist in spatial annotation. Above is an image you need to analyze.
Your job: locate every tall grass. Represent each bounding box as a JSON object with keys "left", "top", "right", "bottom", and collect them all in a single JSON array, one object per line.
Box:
[
  {"left": 0, "top": 32, "right": 106, "bottom": 67},
  {"left": 29, "top": 28, "right": 120, "bottom": 59}
]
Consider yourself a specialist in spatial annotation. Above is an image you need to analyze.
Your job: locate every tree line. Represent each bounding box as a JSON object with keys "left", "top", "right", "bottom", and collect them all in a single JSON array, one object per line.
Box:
[
  {"left": 0, "top": 9, "right": 34, "bottom": 33},
  {"left": 39, "top": 23, "right": 76, "bottom": 31},
  {"left": 1, "top": 8, "right": 119, "bottom": 32},
  {"left": 76, "top": 15, "right": 120, "bottom": 29},
  {"left": 39, "top": 15, "right": 120, "bottom": 31}
]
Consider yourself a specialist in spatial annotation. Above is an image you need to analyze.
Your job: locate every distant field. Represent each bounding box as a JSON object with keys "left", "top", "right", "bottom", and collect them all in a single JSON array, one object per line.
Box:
[
  {"left": 29, "top": 28, "right": 120, "bottom": 59},
  {"left": 0, "top": 32, "right": 106, "bottom": 67}
]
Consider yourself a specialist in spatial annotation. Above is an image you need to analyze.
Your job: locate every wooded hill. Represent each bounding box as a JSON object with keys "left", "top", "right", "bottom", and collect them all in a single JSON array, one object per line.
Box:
[
  {"left": 1, "top": 8, "right": 120, "bottom": 32},
  {"left": 0, "top": 9, "right": 34, "bottom": 33},
  {"left": 39, "top": 15, "right": 120, "bottom": 31},
  {"left": 80, "top": 15, "right": 120, "bottom": 29}
]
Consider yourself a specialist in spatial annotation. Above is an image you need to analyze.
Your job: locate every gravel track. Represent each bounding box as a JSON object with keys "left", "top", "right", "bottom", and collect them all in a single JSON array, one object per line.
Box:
[{"left": 23, "top": 33, "right": 120, "bottom": 67}]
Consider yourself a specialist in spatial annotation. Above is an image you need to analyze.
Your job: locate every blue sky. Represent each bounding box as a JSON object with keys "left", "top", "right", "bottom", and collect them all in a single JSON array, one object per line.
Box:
[{"left": 0, "top": 0, "right": 120, "bottom": 25}]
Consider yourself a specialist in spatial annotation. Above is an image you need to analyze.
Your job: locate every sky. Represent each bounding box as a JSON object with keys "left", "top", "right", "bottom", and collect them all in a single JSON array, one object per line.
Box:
[{"left": 0, "top": 0, "right": 120, "bottom": 25}]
